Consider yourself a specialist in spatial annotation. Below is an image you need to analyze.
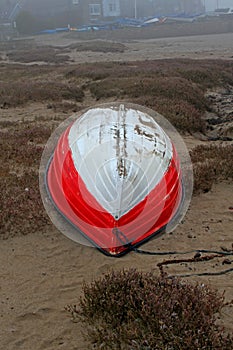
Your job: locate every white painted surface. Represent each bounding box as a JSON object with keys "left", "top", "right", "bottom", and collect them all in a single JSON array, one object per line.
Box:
[{"left": 68, "top": 105, "right": 173, "bottom": 219}]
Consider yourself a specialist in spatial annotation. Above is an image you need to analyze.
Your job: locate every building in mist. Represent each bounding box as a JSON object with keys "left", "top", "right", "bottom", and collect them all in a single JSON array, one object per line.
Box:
[
  {"left": 1, "top": 0, "right": 205, "bottom": 28},
  {"left": 146, "top": 0, "right": 204, "bottom": 16},
  {"left": 0, "top": 0, "right": 23, "bottom": 21},
  {"left": 0, "top": 0, "right": 21, "bottom": 39},
  {"left": 20, "top": 0, "right": 121, "bottom": 26},
  {"left": 118, "top": 0, "right": 204, "bottom": 18}
]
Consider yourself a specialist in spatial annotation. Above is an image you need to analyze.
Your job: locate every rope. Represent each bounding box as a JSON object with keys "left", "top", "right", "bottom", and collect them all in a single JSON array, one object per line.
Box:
[
  {"left": 112, "top": 227, "right": 233, "bottom": 257},
  {"left": 112, "top": 228, "right": 233, "bottom": 277},
  {"left": 134, "top": 248, "right": 233, "bottom": 256},
  {"left": 167, "top": 268, "right": 233, "bottom": 278},
  {"left": 157, "top": 255, "right": 233, "bottom": 278}
]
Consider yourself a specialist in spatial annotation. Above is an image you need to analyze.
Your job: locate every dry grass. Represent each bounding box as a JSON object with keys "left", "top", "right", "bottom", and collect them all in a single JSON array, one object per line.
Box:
[
  {"left": 66, "top": 59, "right": 233, "bottom": 87},
  {"left": 1, "top": 59, "right": 233, "bottom": 133},
  {"left": 0, "top": 123, "right": 52, "bottom": 238},
  {"left": 0, "top": 58, "right": 232, "bottom": 237},
  {"left": 46, "top": 101, "right": 81, "bottom": 113},
  {"left": 191, "top": 144, "right": 233, "bottom": 193},
  {"left": 0, "top": 170, "right": 50, "bottom": 239},
  {"left": 7, "top": 47, "right": 70, "bottom": 63},
  {"left": 0, "top": 124, "right": 51, "bottom": 166},
  {"left": 67, "top": 269, "right": 233, "bottom": 349},
  {"left": 68, "top": 40, "right": 125, "bottom": 53},
  {"left": 66, "top": 59, "right": 233, "bottom": 133},
  {"left": 1, "top": 125, "right": 231, "bottom": 238},
  {"left": 3, "top": 41, "right": 125, "bottom": 64},
  {"left": 0, "top": 80, "right": 84, "bottom": 108}
]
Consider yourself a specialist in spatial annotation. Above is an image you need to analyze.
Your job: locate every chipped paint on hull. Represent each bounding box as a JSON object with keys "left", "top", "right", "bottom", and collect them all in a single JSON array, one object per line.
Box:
[
  {"left": 68, "top": 105, "right": 173, "bottom": 219},
  {"left": 46, "top": 104, "right": 182, "bottom": 256}
]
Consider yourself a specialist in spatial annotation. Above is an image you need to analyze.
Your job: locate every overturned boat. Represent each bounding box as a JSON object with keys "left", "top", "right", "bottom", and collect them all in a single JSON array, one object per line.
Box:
[{"left": 45, "top": 104, "right": 183, "bottom": 256}]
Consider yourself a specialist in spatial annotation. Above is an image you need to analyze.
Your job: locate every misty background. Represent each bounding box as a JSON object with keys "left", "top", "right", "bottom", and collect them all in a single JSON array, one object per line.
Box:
[
  {"left": 1, "top": 1, "right": 233, "bottom": 12},
  {"left": 1, "top": 0, "right": 233, "bottom": 37},
  {"left": 205, "top": 0, "right": 233, "bottom": 10}
]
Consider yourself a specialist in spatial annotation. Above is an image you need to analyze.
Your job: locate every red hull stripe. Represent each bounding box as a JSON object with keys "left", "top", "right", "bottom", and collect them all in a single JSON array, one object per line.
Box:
[{"left": 47, "top": 127, "right": 182, "bottom": 255}]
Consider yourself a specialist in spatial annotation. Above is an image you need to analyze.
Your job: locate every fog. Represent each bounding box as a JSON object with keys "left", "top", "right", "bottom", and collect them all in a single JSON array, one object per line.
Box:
[
  {"left": 0, "top": 1, "right": 232, "bottom": 14},
  {"left": 0, "top": 0, "right": 232, "bottom": 9},
  {"left": 205, "top": 0, "right": 233, "bottom": 11}
]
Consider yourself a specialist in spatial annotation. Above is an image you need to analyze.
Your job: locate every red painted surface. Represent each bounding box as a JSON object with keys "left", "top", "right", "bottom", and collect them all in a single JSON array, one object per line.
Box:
[{"left": 47, "top": 126, "right": 182, "bottom": 256}]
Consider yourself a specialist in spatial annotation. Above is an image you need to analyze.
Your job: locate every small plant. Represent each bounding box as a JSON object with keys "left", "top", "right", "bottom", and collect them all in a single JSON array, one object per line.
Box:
[
  {"left": 0, "top": 170, "right": 50, "bottom": 238},
  {"left": 69, "top": 41, "right": 125, "bottom": 53},
  {"left": 67, "top": 269, "right": 233, "bottom": 350},
  {"left": 191, "top": 144, "right": 233, "bottom": 193},
  {"left": 0, "top": 80, "right": 84, "bottom": 107},
  {"left": 7, "top": 47, "right": 71, "bottom": 64},
  {"left": 0, "top": 123, "right": 52, "bottom": 238},
  {"left": 0, "top": 124, "right": 52, "bottom": 166}
]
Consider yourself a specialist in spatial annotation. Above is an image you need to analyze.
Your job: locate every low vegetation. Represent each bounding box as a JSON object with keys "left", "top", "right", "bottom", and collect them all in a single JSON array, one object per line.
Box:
[
  {"left": 0, "top": 58, "right": 232, "bottom": 237},
  {"left": 0, "top": 123, "right": 52, "bottom": 238},
  {"left": 0, "top": 170, "right": 50, "bottom": 239},
  {"left": 0, "top": 80, "right": 84, "bottom": 108},
  {"left": 7, "top": 47, "right": 71, "bottom": 64},
  {"left": 68, "top": 40, "right": 125, "bottom": 53},
  {"left": 191, "top": 144, "right": 233, "bottom": 193},
  {"left": 0, "top": 124, "right": 51, "bottom": 166},
  {"left": 5, "top": 41, "right": 125, "bottom": 64},
  {"left": 1, "top": 59, "right": 232, "bottom": 132},
  {"left": 0, "top": 123, "right": 231, "bottom": 237},
  {"left": 67, "top": 269, "right": 233, "bottom": 349}
]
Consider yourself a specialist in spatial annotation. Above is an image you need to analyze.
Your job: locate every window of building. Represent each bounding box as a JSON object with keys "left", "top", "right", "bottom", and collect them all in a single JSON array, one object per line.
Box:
[
  {"left": 89, "top": 4, "right": 101, "bottom": 15},
  {"left": 72, "top": 0, "right": 79, "bottom": 4},
  {"left": 109, "top": 2, "right": 116, "bottom": 13}
]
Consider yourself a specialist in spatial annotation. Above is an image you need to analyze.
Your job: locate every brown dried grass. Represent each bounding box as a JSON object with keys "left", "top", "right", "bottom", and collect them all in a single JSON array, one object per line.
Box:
[
  {"left": 191, "top": 144, "right": 233, "bottom": 193},
  {"left": 67, "top": 269, "right": 233, "bottom": 349}
]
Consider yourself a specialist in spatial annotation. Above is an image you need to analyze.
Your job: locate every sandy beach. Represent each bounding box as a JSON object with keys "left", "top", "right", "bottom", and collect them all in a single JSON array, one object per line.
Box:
[{"left": 0, "top": 30, "right": 233, "bottom": 349}]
